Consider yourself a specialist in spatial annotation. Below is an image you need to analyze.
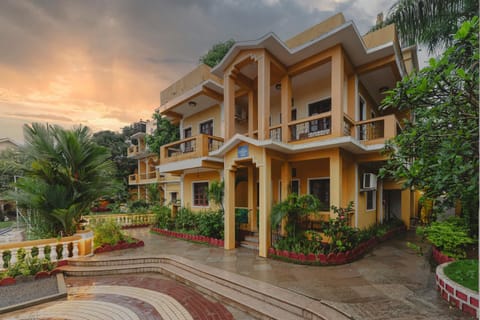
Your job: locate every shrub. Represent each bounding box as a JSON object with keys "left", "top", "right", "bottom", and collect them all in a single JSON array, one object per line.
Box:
[
  {"left": 197, "top": 210, "right": 224, "bottom": 239},
  {"left": 417, "top": 217, "right": 476, "bottom": 259},
  {"left": 31, "top": 246, "right": 39, "bottom": 258},
  {"left": 444, "top": 260, "right": 478, "bottom": 292},
  {"left": 2, "top": 250, "right": 11, "bottom": 268},
  {"left": 174, "top": 208, "right": 197, "bottom": 231},
  {"left": 128, "top": 200, "right": 149, "bottom": 212},
  {"left": 323, "top": 202, "right": 357, "bottom": 252},
  {"left": 16, "top": 248, "right": 27, "bottom": 262},
  {"left": 93, "top": 220, "right": 126, "bottom": 248},
  {"left": 151, "top": 205, "right": 173, "bottom": 229},
  {"left": 44, "top": 245, "right": 51, "bottom": 260}
]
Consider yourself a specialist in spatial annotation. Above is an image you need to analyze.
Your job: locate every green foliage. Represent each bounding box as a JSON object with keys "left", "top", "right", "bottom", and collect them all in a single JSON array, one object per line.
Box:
[
  {"left": 444, "top": 259, "right": 479, "bottom": 292},
  {"left": 199, "top": 39, "right": 235, "bottom": 67},
  {"left": 174, "top": 207, "right": 197, "bottom": 231},
  {"left": 11, "top": 123, "right": 118, "bottom": 236},
  {"left": 417, "top": 217, "right": 476, "bottom": 258},
  {"left": 2, "top": 250, "right": 11, "bottom": 268},
  {"left": 93, "top": 220, "right": 126, "bottom": 248},
  {"left": 197, "top": 210, "right": 224, "bottom": 239},
  {"left": 146, "top": 112, "right": 180, "bottom": 154},
  {"left": 44, "top": 245, "right": 51, "bottom": 261},
  {"left": 208, "top": 180, "right": 224, "bottom": 211},
  {"left": 271, "top": 193, "right": 321, "bottom": 238},
  {"left": 380, "top": 17, "right": 479, "bottom": 234},
  {"left": 385, "top": 0, "right": 477, "bottom": 52},
  {"left": 128, "top": 200, "right": 149, "bottom": 212},
  {"left": 146, "top": 183, "right": 161, "bottom": 204},
  {"left": 4, "top": 256, "right": 55, "bottom": 278},
  {"left": 406, "top": 242, "right": 424, "bottom": 256},
  {"left": 322, "top": 202, "right": 356, "bottom": 252},
  {"left": 152, "top": 205, "right": 173, "bottom": 229},
  {"left": 30, "top": 246, "right": 39, "bottom": 258}
]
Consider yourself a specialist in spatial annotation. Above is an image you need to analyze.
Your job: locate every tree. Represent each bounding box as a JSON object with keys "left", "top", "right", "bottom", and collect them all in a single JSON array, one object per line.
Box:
[
  {"left": 146, "top": 112, "right": 180, "bottom": 154},
  {"left": 378, "top": 0, "right": 477, "bottom": 52},
  {"left": 199, "top": 39, "right": 235, "bottom": 68},
  {"left": 92, "top": 130, "right": 136, "bottom": 200},
  {"left": 379, "top": 17, "right": 479, "bottom": 234},
  {"left": 11, "top": 123, "right": 118, "bottom": 236}
]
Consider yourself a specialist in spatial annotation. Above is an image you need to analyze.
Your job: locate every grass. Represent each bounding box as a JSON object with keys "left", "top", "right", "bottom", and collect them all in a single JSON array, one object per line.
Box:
[
  {"left": 0, "top": 220, "right": 14, "bottom": 229},
  {"left": 444, "top": 259, "right": 479, "bottom": 292}
]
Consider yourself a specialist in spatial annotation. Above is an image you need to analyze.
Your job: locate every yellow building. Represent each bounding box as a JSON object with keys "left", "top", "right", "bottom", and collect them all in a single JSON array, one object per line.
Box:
[
  {"left": 156, "top": 13, "right": 419, "bottom": 257},
  {"left": 127, "top": 120, "right": 181, "bottom": 206}
]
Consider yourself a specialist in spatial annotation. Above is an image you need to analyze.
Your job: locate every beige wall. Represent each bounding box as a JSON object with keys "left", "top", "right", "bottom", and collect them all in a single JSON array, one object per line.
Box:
[
  {"left": 291, "top": 74, "right": 331, "bottom": 121},
  {"left": 183, "top": 104, "right": 222, "bottom": 137},
  {"left": 183, "top": 170, "right": 221, "bottom": 212},
  {"left": 0, "top": 140, "right": 18, "bottom": 152}
]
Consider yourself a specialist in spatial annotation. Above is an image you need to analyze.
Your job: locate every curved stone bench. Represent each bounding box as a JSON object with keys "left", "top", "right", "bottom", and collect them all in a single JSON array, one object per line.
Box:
[
  {"left": 60, "top": 255, "right": 353, "bottom": 320},
  {"left": 436, "top": 262, "right": 478, "bottom": 318}
]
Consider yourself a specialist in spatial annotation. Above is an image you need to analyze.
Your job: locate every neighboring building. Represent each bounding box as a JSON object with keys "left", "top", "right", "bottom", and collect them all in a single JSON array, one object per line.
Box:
[
  {"left": 126, "top": 120, "right": 181, "bottom": 205},
  {"left": 0, "top": 137, "right": 20, "bottom": 152},
  {"left": 156, "top": 13, "right": 419, "bottom": 257}
]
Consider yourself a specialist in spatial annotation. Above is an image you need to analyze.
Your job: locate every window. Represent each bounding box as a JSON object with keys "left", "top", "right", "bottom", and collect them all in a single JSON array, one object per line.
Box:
[
  {"left": 309, "top": 179, "right": 329, "bottom": 210},
  {"left": 184, "top": 127, "right": 193, "bottom": 152},
  {"left": 308, "top": 98, "right": 331, "bottom": 116},
  {"left": 199, "top": 120, "right": 213, "bottom": 136},
  {"left": 193, "top": 182, "right": 209, "bottom": 206},
  {"left": 171, "top": 192, "right": 178, "bottom": 204},
  {"left": 366, "top": 190, "right": 376, "bottom": 211},
  {"left": 291, "top": 109, "right": 297, "bottom": 121},
  {"left": 291, "top": 180, "right": 299, "bottom": 195}
]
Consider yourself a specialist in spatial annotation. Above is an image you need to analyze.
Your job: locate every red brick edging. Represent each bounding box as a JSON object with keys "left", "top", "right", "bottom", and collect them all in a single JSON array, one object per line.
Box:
[
  {"left": 436, "top": 262, "right": 479, "bottom": 318},
  {"left": 150, "top": 228, "right": 224, "bottom": 247},
  {"left": 432, "top": 245, "right": 455, "bottom": 265},
  {"left": 94, "top": 239, "right": 144, "bottom": 254}
]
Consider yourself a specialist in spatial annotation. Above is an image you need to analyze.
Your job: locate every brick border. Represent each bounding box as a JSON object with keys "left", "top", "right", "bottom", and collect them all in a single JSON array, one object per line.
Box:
[{"left": 436, "top": 262, "right": 479, "bottom": 318}]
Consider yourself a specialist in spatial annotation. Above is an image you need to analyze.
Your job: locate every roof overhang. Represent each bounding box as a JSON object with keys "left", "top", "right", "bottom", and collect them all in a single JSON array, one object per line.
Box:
[
  {"left": 157, "top": 156, "right": 223, "bottom": 174},
  {"left": 212, "top": 21, "right": 404, "bottom": 78}
]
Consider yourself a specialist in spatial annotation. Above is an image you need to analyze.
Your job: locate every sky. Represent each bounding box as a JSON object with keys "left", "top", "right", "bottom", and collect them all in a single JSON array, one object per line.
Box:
[{"left": 0, "top": 0, "right": 414, "bottom": 143}]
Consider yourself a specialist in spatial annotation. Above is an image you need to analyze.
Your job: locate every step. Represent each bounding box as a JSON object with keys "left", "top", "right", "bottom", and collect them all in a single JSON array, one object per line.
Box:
[
  {"left": 60, "top": 256, "right": 352, "bottom": 320},
  {"left": 239, "top": 241, "right": 259, "bottom": 250},
  {"left": 244, "top": 235, "right": 259, "bottom": 243}
]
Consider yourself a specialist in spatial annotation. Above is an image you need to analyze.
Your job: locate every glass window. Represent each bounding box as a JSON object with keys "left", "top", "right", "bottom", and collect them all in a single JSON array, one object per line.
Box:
[
  {"left": 199, "top": 120, "right": 213, "bottom": 136},
  {"left": 308, "top": 98, "right": 331, "bottom": 116},
  {"left": 309, "top": 179, "right": 329, "bottom": 210},
  {"left": 366, "top": 190, "right": 376, "bottom": 211},
  {"left": 291, "top": 180, "right": 299, "bottom": 195},
  {"left": 193, "top": 182, "right": 209, "bottom": 206}
]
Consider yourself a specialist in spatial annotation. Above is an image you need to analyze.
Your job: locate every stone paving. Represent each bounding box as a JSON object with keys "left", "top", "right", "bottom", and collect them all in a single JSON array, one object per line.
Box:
[{"left": 3, "top": 228, "right": 471, "bottom": 319}]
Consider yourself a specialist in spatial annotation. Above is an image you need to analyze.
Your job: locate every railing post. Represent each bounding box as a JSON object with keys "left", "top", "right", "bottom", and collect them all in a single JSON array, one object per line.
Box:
[
  {"left": 62, "top": 243, "right": 68, "bottom": 259},
  {"left": 10, "top": 249, "right": 17, "bottom": 265},
  {"left": 38, "top": 245, "right": 45, "bottom": 260},
  {"left": 72, "top": 241, "right": 79, "bottom": 258}
]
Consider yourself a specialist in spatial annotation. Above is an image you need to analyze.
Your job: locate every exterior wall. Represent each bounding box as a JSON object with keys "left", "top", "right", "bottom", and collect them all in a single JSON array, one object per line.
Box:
[
  {"left": 183, "top": 170, "right": 221, "bottom": 212},
  {"left": 0, "top": 140, "right": 18, "bottom": 151},
  {"left": 183, "top": 104, "right": 222, "bottom": 137},
  {"left": 291, "top": 74, "right": 331, "bottom": 121},
  {"left": 358, "top": 82, "right": 378, "bottom": 120},
  {"left": 362, "top": 24, "right": 396, "bottom": 49}
]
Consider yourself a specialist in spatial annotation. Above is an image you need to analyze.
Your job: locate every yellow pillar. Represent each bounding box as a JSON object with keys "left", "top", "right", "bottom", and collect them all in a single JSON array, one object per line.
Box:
[
  {"left": 329, "top": 149, "right": 342, "bottom": 217},
  {"left": 280, "top": 161, "right": 291, "bottom": 236},
  {"left": 248, "top": 91, "right": 255, "bottom": 138},
  {"left": 247, "top": 165, "right": 257, "bottom": 232},
  {"left": 401, "top": 189, "right": 411, "bottom": 230},
  {"left": 257, "top": 52, "right": 271, "bottom": 140},
  {"left": 258, "top": 151, "right": 272, "bottom": 257},
  {"left": 224, "top": 74, "right": 236, "bottom": 140},
  {"left": 224, "top": 168, "right": 236, "bottom": 249},
  {"left": 280, "top": 75, "right": 292, "bottom": 143},
  {"left": 331, "top": 46, "right": 344, "bottom": 137}
]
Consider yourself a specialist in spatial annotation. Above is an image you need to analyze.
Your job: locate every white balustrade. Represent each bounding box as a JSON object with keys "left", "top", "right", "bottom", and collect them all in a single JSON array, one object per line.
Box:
[{"left": 72, "top": 241, "right": 79, "bottom": 258}]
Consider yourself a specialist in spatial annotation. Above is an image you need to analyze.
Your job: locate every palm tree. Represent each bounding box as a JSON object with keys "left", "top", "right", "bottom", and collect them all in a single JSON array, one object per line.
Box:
[
  {"left": 13, "top": 123, "right": 118, "bottom": 236},
  {"left": 374, "top": 0, "right": 477, "bottom": 52}
]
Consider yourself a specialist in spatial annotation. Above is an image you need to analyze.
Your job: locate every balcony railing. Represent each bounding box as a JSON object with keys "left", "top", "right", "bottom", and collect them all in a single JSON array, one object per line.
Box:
[
  {"left": 269, "top": 125, "right": 282, "bottom": 142},
  {"left": 160, "top": 134, "right": 224, "bottom": 163},
  {"left": 355, "top": 114, "right": 400, "bottom": 144},
  {"left": 289, "top": 113, "right": 332, "bottom": 142}
]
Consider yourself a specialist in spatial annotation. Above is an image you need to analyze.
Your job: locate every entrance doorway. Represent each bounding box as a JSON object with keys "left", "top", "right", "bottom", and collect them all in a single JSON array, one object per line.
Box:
[{"left": 383, "top": 190, "right": 401, "bottom": 220}]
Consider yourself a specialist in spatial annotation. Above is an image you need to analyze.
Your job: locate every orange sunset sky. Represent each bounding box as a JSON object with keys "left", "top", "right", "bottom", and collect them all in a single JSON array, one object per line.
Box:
[{"left": 0, "top": 0, "right": 416, "bottom": 143}]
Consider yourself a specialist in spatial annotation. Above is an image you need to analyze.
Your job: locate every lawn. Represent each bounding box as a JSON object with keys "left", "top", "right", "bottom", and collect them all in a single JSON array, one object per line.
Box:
[
  {"left": 0, "top": 220, "right": 14, "bottom": 229},
  {"left": 444, "top": 259, "right": 479, "bottom": 292}
]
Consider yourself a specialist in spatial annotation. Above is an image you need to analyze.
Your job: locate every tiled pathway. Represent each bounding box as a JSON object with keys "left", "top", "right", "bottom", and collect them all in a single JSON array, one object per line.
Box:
[{"left": 4, "top": 273, "right": 236, "bottom": 320}]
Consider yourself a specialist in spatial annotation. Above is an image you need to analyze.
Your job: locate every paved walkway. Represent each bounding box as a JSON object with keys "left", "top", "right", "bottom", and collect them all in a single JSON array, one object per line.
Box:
[{"left": 97, "top": 228, "right": 468, "bottom": 320}]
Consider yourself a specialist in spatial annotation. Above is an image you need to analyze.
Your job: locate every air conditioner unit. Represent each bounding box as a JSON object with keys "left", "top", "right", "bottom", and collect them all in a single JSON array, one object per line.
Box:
[{"left": 363, "top": 173, "right": 377, "bottom": 189}]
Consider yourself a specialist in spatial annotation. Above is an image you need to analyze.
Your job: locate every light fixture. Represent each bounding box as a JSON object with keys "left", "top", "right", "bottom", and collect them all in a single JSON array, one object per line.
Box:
[
  {"left": 275, "top": 83, "right": 281, "bottom": 90},
  {"left": 379, "top": 86, "right": 389, "bottom": 93},
  {"left": 188, "top": 101, "right": 197, "bottom": 107}
]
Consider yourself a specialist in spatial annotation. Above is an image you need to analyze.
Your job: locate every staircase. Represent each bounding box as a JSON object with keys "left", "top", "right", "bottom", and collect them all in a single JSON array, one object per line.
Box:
[
  {"left": 240, "top": 232, "right": 259, "bottom": 250},
  {"left": 58, "top": 255, "right": 352, "bottom": 320}
]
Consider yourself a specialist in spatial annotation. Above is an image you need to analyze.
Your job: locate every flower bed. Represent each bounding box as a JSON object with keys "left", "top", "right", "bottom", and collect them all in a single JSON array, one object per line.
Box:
[
  {"left": 94, "top": 239, "right": 144, "bottom": 254},
  {"left": 0, "top": 259, "right": 67, "bottom": 287},
  {"left": 436, "top": 261, "right": 479, "bottom": 317},
  {"left": 151, "top": 228, "right": 224, "bottom": 247},
  {"left": 121, "top": 223, "right": 151, "bottom": 229},
  {"left": 269, "top": 225, "right": 406, "bottom": 265}
]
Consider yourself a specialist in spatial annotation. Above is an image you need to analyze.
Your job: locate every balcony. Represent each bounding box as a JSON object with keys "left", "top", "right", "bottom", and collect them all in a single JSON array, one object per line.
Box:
[
  {"left": 160, "top": 134, "right": 224, "bottom": 164},
  {"left": 127, "top": 144, "right": 148, "bottom": 158},
  {"left": 128, "top": 172, "right": 161, "bottom": 185},
  {"left": 288, "top": 113, "right": 332, "bottom": 142},
  {"left": 354, "top": 114, "right": 401, "bottom": 145}
]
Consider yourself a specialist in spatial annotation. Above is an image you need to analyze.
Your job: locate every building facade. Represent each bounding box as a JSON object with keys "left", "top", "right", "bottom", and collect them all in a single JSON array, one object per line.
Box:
[{"left": 155, "top": 13, "right": 419, "bottom": 257}]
